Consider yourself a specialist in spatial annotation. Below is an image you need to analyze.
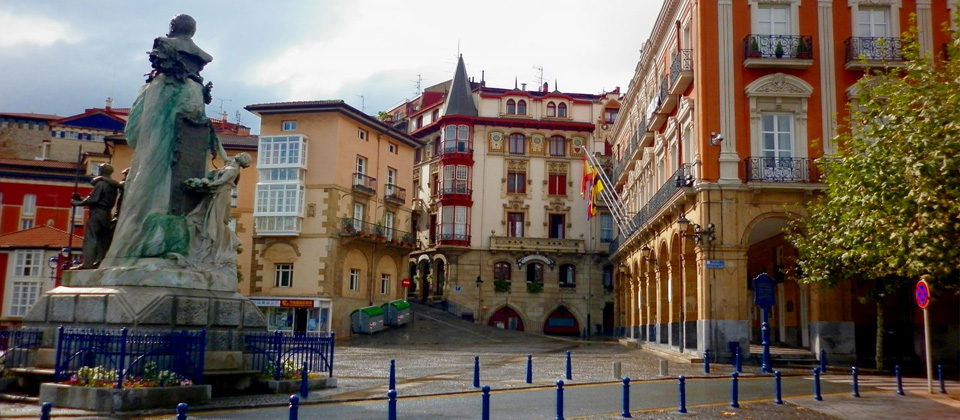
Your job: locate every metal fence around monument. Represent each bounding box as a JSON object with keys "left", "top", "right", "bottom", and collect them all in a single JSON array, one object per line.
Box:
[
  {"left": 53, "top": 326, "right": 206, "bottom": 388},
  {"left": 245, "top": 331, "right": 336, "bottom": 380},
  {"left": 0, "top": 328, "right": 42, "bottom": 369}
]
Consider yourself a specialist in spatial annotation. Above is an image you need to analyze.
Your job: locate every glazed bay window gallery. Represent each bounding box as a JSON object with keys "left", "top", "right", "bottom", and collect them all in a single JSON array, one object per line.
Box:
[
  {"left": 439, "top": 205, "right": 470, "bottom": 242},
  {"left": 255, "top": 135, "right": 307, "bottom": 235},
  {"left": 442, "top": 124, "right": 471, "bottom": 154}
]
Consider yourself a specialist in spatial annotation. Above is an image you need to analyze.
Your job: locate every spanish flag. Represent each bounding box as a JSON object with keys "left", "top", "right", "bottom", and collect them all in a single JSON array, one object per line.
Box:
[
  {"left": 588, "top": 178, "right": 603, "bottom": 219},
  {"left": 580, "top": 155, "right": 595, "bottom": 198}
]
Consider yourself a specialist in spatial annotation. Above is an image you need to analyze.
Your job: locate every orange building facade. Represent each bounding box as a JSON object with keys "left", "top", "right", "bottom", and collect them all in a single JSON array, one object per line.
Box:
[{"left": 607, "top": 0, "right": 955, "bottom": 364}]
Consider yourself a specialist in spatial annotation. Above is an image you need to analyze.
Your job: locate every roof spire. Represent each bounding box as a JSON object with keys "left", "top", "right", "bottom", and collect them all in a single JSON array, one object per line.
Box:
[{"left": 440, "top": 55, "right": 478, "bottom": 117}]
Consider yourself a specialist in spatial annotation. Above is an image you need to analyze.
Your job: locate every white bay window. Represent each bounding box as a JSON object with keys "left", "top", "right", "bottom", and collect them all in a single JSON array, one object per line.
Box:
[{"left": 256, "top": 135, "right": 307, "bottom": 235}]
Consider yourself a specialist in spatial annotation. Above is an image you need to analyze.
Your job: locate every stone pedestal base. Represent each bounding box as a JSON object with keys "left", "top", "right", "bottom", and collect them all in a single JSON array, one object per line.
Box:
[
  {"left": 64, "top": 258, "right": 236, "bottom": 292},
  {"left": 23, "top": 285, "right": 267, "bottom": 351}
]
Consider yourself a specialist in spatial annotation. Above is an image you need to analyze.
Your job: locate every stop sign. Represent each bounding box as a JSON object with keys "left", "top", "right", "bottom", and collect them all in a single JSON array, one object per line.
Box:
[{"left": 401, "top": 278, "right": 412, "bottom": 288}]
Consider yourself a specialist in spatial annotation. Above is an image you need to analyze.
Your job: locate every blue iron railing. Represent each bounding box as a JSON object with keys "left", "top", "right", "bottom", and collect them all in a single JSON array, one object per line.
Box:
[
  {"left": 743, "top": 34, "right": 814, "bottom": 59},
  {"left": 245, "top": 331, "right": 336, "bottom": 379},
  {"left": 0, "top": 328, "right": 42, "bottom": 369},
  {"left": 844, "top": 36, "right": 903, "bottom": 63},
  {"left": 53, "top": 326, "right": 206, "bottom": 387}
]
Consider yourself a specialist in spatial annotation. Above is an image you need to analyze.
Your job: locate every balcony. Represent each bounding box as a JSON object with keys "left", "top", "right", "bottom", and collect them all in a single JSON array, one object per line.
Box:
[
  {"left": 843, "top": 37, "right": 904, "bottom": 70},
  {"left": 352, "top": 173, "right": 376, "bottom": 196},
  {"left": 437, "top": 144, "right": 474, "bottom": 160},
  {"left": 384, "top": 184, "right": 406, "bottom": 206},
  {"left": 743, "top": 34, "right": 814, "bottom": 69},
  {"left": 609, "top": 164, "right": 693, "bottom": 256},
  {"left": 744, "top": 157, "right": 827, "bottom": 183},
  {"left": 489, "top": 236, "right": 585, "bottom": 254},
  {"left": 669, "top": 49, "right": 694, "bottom": 95},
  {"left": 437, "top": 186, "right": 472, "bottom": 201},
  {"left": 339, "top": 217, "right": 419, "bottom": 249}
]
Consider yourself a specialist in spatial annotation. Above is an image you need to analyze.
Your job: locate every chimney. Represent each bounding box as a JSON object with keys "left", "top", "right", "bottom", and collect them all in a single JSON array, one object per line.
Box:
[
  {"left": 543, "top": 82, "right": 549, "bottom": 93},
  {"left": 521, "top": 83, "right": 527, "bottom": 91},
  {"left": 105, "top": 97, "right": 113, "bottom": 110},
  {"left": 221, "top": 111, "right": 229, "bottom": 122}
]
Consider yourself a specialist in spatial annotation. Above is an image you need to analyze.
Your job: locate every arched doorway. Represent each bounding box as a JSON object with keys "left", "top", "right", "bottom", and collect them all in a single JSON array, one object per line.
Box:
[
  {"left": 488, "top": 306, "right": 524, "bottom": 331},
  {"left": 433, "top": 259, "right": 445, "bottom": 298},
  {"left": 543, "top": 306, "right": 581, "bottom": 336},
  {"left": 417, "top": 259, "right": 431, "bottom": 302},
  {"left": 407, "top": 262, "right": 417, "bottom": 299}
]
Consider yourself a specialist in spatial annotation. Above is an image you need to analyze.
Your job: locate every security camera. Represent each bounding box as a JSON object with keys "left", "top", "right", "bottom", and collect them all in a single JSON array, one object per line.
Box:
[{"left": 709, "top": 132, "right": 724, "bottom": 146}]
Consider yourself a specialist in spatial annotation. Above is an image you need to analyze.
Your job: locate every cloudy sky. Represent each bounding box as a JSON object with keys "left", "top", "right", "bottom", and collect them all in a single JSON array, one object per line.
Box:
[{"left": 0, "top": 1, "right": 662, "bottom": 134}]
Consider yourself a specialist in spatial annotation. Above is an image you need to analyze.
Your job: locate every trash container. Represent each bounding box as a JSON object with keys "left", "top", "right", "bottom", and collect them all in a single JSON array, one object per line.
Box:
[
  {"left": 351, "top": 306, "right": 385, "bottom": 334},
  {"left": 381, "top": 300, "right": 411, "bottom": 326}
]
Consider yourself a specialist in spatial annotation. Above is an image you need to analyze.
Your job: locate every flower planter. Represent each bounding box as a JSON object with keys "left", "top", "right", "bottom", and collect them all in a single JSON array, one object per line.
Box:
[
  {"left": 39, "top": 383, "right": 211, "bottom": 413},
  {"left": 259, "top": 377, "right": 338, "bottom": 394}
]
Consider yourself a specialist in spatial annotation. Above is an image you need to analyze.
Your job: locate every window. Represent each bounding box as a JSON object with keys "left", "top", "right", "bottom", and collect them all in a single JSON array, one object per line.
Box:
[
  {"left": 387, "top": 167, "right": 397, "bottom": 188},
  {"left": 559, "top": 264, "right": 576, "bottom": 287},
  {"left": 14, "top": 250, "right": 42, "bottom": 277},
  {"left": 358, "top": 128, "right": 368, "bottom": 141},
  {"left": 548, "top": 136, "right": 566, "bottom": 157},
  {"left": 444, "top": 164, "right": 470, "bottom": 193},
  {"left": 507, "top": 171, "right": 526, "bottom": 194},
  {"left": 858, "top": 7, "right": 889, "bottom": 37},
  {"left": 353, "top": 203, "right": 364, "bottom": 230},
  {"left": 21, "top": 194, "right": 36, "bottom": 216},
  {"left": 440, "top": 205, "right": 470, "bottom": 240},
  {"left": 526, "top": 263, "right": 543, "bottom": 284},
  {"left": 547, "top": 102, "right": 557, "bottom": 117},
  {"left": 494, "top": 261, "right": 512, "bottom": 282},
  {"left": 10, "top": 281, "right": 41, "bottom": 316},
  {"left": 20, "top": 219, "right": 34, "bottom": 230},
  {"left": 757, "top": 4, "right": 790, "bottom": 35},
  {"left": 599, "top": 214, "right": 614, "bottom": 242},
  {"left": 356, "top": 156, "right": 366, "bottom": 175},
  {"left": 603, "top": 108, "right": 618, "bottom": 124},
  {"left": 442, "top": 124, "right": 471, "bottom": 153},
  {"left": 508, "top": 133, "right": 526, "bottom": 154},
  {"left": 380, "top": 274, "right": 390, "bottom": 295},
  {"left": 388, "top": 143, "right": 398, "bottom": 154},
  {"left": 602, "top": 265, "right": 614, "bottom": 290},
  {"left": 508, "top": 212, "right": 524, "bottom": 237},
  {"left": 281, "top": 120, "right": 297, "bottom": 131},
  {"left": 549, "top": 214, "right": 565, "bottom": 239},
  {"left": 385, "top": 211, "right": 395, "bottom": 240},
  {"left": 416, "top": 116, "right": 423, "bottom": 129},
  {"left": 349, "top": 269, "right": 360, "bottom": 291},
  {"left": 506, "top": 99, "right": 516, "bottom": 115},
  {"left": 517, "top": 100, "right": 527, "bottom": 115},
  {"left": 255, "top": 184, "right": 303, "bottom": 214},
  {"left": 258, "top": 136, "right": 307, "bottom": 167},
  {"left": 548, "top": 173, "right": 567, "bottom": 196},
  {"left": 275, "top": 264, "right": 293, "bottom": 287},
  {"left": 557, "top": 103, "right": 567, "bottom": 118},
  {"left": 761, "top": 114, "right": 794, "bottom": 160}
]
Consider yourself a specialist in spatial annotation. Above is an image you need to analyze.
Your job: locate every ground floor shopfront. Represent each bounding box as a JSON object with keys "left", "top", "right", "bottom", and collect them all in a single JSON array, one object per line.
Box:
[
  {"left": 408, "top": 246, "right": 614, "bottom": 337},
  {"left": 250, "top": 297, "right": 333, "bottom": 334}
]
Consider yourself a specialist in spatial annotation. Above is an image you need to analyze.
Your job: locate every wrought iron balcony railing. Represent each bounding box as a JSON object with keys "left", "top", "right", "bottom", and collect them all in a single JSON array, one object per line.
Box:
[
  {"left": 438, "top": 186, "right": 472, "bottom": 199},
  {"left": 384, "top": 184, "right": 406, "bottom": 205},
  {"left": 744, "top": 157, "right": 827, "bottom": 183},
  {"left": 339, "top": 217, "right": 418, "bottom": 247},
  {"left": 669, "top": 49, "right": 694, "bottom": 94},
  {"left": 743, "top": 34, "right": 814, "bottom": 59},
  {"left": 610, "top": 164, "right": 693, "bottom": 255},
  {"left": 438, "top": 145, "right": 474, "bottom": 158},
  {"left": 352, "top": 173, "right": 377, "bottom": 195},
  {"left": 843, "top": 36, "right": 903, "bottom": 65}
]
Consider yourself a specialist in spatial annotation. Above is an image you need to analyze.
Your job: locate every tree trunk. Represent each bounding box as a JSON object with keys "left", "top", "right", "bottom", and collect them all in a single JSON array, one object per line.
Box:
[{"left": 876, "top": 300, "right": 884, "bottom": 371}]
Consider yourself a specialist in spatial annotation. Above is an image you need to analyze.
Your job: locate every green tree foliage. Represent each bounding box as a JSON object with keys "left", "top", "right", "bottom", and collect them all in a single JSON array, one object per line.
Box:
[{"left": 790, "top": 22, "right": 960, "bottom": 292}]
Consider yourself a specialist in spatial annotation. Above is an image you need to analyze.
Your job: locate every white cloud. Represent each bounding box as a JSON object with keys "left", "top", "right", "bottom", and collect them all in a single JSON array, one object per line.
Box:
[{"left": 0, "top": 11, "right": 76, "bottom": 48}]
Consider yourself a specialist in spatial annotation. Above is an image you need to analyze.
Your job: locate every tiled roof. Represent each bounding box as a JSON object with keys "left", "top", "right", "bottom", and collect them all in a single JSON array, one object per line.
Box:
[
  {"left": 0, "top": 226, "right": 83, "bottom": 249},
  {"left": 0, "top": 112, "right": 62, "bottom": 121}
]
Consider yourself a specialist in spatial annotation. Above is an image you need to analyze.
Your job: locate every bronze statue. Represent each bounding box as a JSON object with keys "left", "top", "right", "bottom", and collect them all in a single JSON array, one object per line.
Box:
[{"left": 72, "top": 163, "right": 120, "bottom": 269}]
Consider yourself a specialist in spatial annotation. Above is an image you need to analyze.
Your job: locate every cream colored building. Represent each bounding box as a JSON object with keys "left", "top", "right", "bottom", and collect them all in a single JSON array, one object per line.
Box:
[
  {"left": 244, "top": 101, "right": 420, "bottom": 336},
  {"left": 390, "top": 57, "right": 621, "bottom": 336}
]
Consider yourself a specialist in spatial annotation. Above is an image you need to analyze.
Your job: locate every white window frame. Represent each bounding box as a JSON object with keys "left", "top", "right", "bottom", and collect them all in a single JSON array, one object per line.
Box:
[
  {"left": 275, "top": 263, "right": 293, "bottom": 287},
  {"left": 745, "top": 73, "right": 812, "bottom": 160},
  {"left": 385, "top": 211, "right": 395, "bottom": 241},
  {"left": 748, "top": 0, "right": 800, "bottom": 36},
  {"left": 10, "top": 281, "right": 41, "bottom": 317},
  {"left": 353, "top": 203, "right": 365, "bottom": 231},
  {"left": 756, "top": 3, "right": 791, "bottom": 35},
  {"left": 22, "top": 194, "right": 36, "bottom": 216},
  {"left": 388, "top": 143, "right": 397, "bottom": 154},
  {"left": 14, "top": 250, "right": 43, "bottom": 277},
  {"left": 281, "top": 120, "right": 297, "bottom": 131},
  {"left": 380, "top": 274, "right": 390, "bottom": 295},
  {"left": 857, "top": 6, "right": 890, "bottom": 37},
  {"left": 599, "top": 213, "right": 613, "bottom": 242},
  {"left": 358, "top": 128, "right": 368, "bottom": 141},
  {"left": 356, "top": 156, "right": 367, "bottom": 176},
  {"left": 849, "top": 0, "right": 900, "bottom": 39},
  {"left": 349, "top": 269, "right": 360, "bottom": 291}
]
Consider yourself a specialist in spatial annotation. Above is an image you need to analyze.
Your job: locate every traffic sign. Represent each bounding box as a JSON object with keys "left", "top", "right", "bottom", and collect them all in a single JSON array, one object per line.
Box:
[
  {"left": 753, "top": 273, "right": 775, "bottom": 309},
  {"left": 915, "top": 279, "right": 932, "bottom": 309},
  {"left": 401, "top": 278, "right": 411, "bottom": 288}
]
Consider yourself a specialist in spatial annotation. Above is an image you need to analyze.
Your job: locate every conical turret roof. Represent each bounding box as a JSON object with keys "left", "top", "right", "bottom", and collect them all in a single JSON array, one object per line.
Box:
[{"left": 440, "top": 55, "right": 478, "bottom": 117}]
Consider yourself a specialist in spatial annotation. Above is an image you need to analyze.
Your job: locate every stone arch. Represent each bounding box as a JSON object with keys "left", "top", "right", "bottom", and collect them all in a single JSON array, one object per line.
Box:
[
  {"left": 343, "top": 248, "right": 368, "bottom": 297},
  {"left": 487, "top": 304, "right": 526, "bottom": 331},
  {"left": 542, "top": 304, "right": 583, "bottom": 337},
  {"left": 376, "top": 255, "right": 400, "bottom": 298},
  {"left": 260, "top": 239, "right": 301, "bottom": 258}
]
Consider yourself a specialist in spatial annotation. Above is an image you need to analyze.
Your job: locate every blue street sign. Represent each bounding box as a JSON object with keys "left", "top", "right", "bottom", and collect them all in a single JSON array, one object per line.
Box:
[
  {"left": 705, "top": 260, "right": 726, "bottom": 269},
  {"left": 454, "top": 285, "right": 462, "bottom": 292},
  {"left": 753, "top": 273, "right": 775, "bottom": 309}
]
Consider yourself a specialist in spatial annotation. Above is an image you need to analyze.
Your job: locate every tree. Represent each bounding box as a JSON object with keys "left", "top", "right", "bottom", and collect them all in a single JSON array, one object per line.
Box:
[{"left": 788, "top": 21, "right": 960, "bottom": 370}]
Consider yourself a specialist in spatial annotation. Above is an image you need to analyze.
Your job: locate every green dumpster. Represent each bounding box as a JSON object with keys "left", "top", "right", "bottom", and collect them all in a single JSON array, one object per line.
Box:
[
  {"left": 351, "top": 306, "right": 385, "bottom": 334},
  {"left": 381, "top": 300, "right": 411, "bottom": 326}
]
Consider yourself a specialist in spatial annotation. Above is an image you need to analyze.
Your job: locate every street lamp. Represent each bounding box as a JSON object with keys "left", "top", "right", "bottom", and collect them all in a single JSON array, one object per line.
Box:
[
  {"left": 640, "top": 245, "right": 657, "bottom": 265},
  {"left": 677, "top": 215, "right": 715, "bottom": 245}
]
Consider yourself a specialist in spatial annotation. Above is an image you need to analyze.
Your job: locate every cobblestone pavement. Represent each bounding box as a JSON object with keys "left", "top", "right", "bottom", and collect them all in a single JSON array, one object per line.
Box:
[{"left": 1, "top": 303, "right": 958, "bottom": 419}]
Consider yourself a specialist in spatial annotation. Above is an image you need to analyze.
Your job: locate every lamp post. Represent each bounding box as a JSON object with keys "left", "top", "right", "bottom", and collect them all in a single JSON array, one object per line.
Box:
[
  {"left": 48, "top": 247, "right": 73, "bottom": 287},
  {"left": 476, "top": 276, "right": 483, "bottom": 324},
  {"left": 677, "top": 216, "right": 715, "bottom": 245}
]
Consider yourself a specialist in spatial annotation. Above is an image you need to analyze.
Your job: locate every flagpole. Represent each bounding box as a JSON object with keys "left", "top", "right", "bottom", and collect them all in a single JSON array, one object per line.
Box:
[{"left": 64, "top": 145, "right": 83, "bottom": 279}]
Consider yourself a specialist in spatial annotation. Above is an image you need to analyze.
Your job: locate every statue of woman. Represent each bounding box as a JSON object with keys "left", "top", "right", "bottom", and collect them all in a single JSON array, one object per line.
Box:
[
  {"left": 102, "top": 14, "right": 227, "bottom": 268},
  {"left": 185, "top": 153, "right": 252, "bottom": 265}
]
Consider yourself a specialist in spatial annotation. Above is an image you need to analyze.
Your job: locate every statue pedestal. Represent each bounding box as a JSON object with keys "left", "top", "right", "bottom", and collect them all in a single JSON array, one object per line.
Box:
[
  {"left": 65, "top": 258, "right": 237, "bottom": 292},
  {"left": 23, "top": 269, "right": 267, "bottom": 351}
]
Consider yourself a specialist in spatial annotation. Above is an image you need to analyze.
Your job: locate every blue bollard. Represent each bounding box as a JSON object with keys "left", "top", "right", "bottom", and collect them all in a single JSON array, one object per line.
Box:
[
  {"left": 481, "top": 385, "right": 491, "bottom": 420},
  {"left": 852, "top": 366, "right": 860, "bottom": 397},
  {"left": 288, "top": 394, "right": 299, "bottom": 420},
  {"left": 176, "top": 402, "right": 187, "bottom": 420},
  {"left": 556, "top": 380, "right": 565, "bottom": 420},
  {"left": 895, "top": 365, "right": 905, "bottom": 395},
  {"left": 566, "top": 351, "right": 572, "bottom": 381},
  {"left": 474, "top": 356, "right": 480, "bottom": 388},
  {"left": 300, "top": 362, "right": 309, "bottom": 399},
  {"left": 389, "top": 359, "right": 396, "bottom": 390},
  {"left": 704, "top": 349, "right": 711, "bottom": 374},
  {"left": 40, "top": 402, "right": 52, "bottom": 420},
  {"left": 813, "top": 368, "right": 823, "bottom": 401},
  {"left": 621, "top": 377, "right": 632, "bottom": 418},
  {"left": 819, "top": 348, "right": 827, "bottom": 373},
  {"left": 761, "top": 322, "right": 772, "bottom": 373},
  {"left": 526, "top": 354, "right": 533, "bottom": 384},
  {"left": 939, "top": 364, "right": 947, "bottom": 394},
  {"left": 730, "top": 372, "right": 740, "bottom": 408},
  {"left": 678, "top": 376, "right": 687, "bottom": 414},
  {"left": 735, "top": 347, "right": 742, "bottom": 373},
  {"left": 387, "top": 389, "right": 397, "bottom": 420},
  {"left": 774, "top": 371, "right": 783, "bottom": 405}
]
